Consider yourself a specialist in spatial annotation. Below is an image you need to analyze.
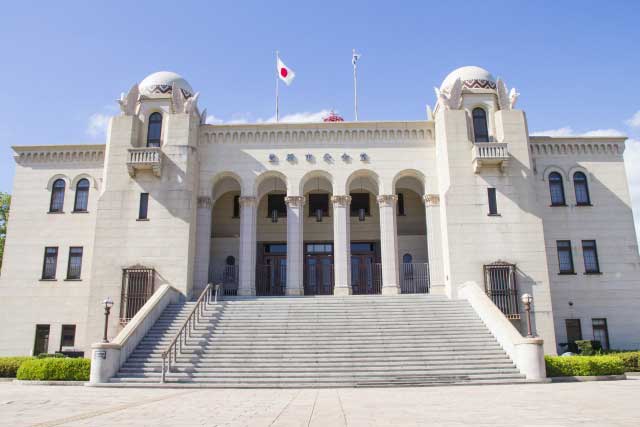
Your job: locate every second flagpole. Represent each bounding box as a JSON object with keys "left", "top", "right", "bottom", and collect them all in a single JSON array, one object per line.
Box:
[{"left": 275, "top": 50, "right": 279, "bottom": 123}]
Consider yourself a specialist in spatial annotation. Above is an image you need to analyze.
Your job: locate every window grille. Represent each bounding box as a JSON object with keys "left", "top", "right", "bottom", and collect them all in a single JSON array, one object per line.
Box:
[
  {"left": 483, "top": 262, "right": 520, "bottom": 319},
  {"left": 120, "top": 267, "right": 155, "bottom": 324}
]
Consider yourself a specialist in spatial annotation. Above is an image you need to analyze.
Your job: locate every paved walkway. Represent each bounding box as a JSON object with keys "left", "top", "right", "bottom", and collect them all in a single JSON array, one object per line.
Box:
[{"left": 0, "top": 380, "right": 639, "bottom": 426}]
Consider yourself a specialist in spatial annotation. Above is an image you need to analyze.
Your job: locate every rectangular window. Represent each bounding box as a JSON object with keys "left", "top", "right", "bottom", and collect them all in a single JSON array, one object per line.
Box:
[
  {"left": 397, "top": 193, "right": 405, "bottom": 216},
  {"left": 138, "top": 193, "right": 149, "bottom": 220},
  {"left": 67, "top": 247, "right": 83, "bottom": 280},
  {"left": 233, "top": 195, "right": 240, "bottom": 218},
  {"left": 350, "top": 193, "right": 370, "bottom": 217},
  {"left": 33, "top": 324, "right": 50, "bottom": 355},
  {"left": 565, "top": 319, "right": 582, "bottom": 353},
  {"left": 267, "top": 194, "right": 287, "bottom": 217},
  {"left": 487, "top": 188, "right": 498, "bottom": 215},
  {"left": 557, "top": 240, "right": 575, "bottom": 274},
  {"left": 582, "top": 240, "right": 600, "bottom": 273},
  {"left": 308, "top": 194, "right": 329, "bottom": 217},
  {"left": 42, "top": 247, "right": 58, "bottom": 280},
  {"left": 592, "top": 318, "right": 609, "bottom": 350},
  {"left": 60, "top": 325, "right": 76, "bottom": 348}
]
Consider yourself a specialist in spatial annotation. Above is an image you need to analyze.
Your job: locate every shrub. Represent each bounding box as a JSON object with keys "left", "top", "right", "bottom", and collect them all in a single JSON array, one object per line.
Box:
[
  {"left": 0, "top": 357, "right": 34, "bottom": 378},
  {"left": 575, "top": 340, "right": 602, "bottom": 355},
  {"left": 615, "top": 352, "right": 640, "bottom": 372},
  {"left": 16, "top": 358, "right": 90, "bottom": 381},
  {"left": 545, "top": 355, "right": 625, "bottom": 377}
]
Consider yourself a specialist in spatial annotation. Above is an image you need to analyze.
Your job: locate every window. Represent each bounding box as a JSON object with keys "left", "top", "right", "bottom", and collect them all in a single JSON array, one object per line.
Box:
[
  {"left": 33, "top": 325, "right": 50, "bottom": 355},
  {"left": 306, "top": 243, "right": 333, "bottom": 253},
  {"left": 548, "top": 172, "right": 566, "bottom": 206},
  {"left": 147, "top": 112, "right": 162, "bottom": 147},
  {"left": 397, "top": 193, "right": 405, "bottom": 216},
  {"left": 557, "top": 240, "right": 575, "bottom": 274},
  {"left": 472, "top": 108, "right": 489, "bottom": 142},
  {"left": 350, "top": 193, "right": 370, "bottom": 217},
  {"left": 402, "top": 253, "right": 413, "bottom": 264},
  {"left": 573, "top": 172, "right": 591, "bottom": 206},
  {"left": 225, "top": 256, "right": 235, "bottom": 266},
  {"left": 138, "top": 193, "right": 149, "bottom": 220},
  {"left": 73, "top": 179, "right": 90, "bottom": 212},
  {"left": 351, "top": 242, "right": 375, "bottom": 253},
  {"left": 264, "top": 244, "right": 287, "bottom": 254},
  {"left": 49, "top": 179, "right": 65, "bottom": 212},
  {"left": 582, "top": 240, "right": 600, "bottom": 273},
  {"left": 42, "top": 247, "right": 58, "bottom": 280},
  {"left": 308, "top": 194, "right": 329, "bottom": 217},
  {"left": 67, "top": 247, "right": 83, "bottom": 280},
  {"left": 60, "top": 325, "right": 76, "bottom": 348},
  {"left": 565, "top": 319, "right": 582, "bottom": 353},
  {"left": 487, "top": 188, "right": 498, "bottom": 215},
  {"left": 267, "top": 194, "right": 287, "bottom": 217},
  {"left": 592, "top": 318, "right": 609, "bottom": 350},
  {"left": 233, "top": 195, "right": 240, "bottom": 218}
]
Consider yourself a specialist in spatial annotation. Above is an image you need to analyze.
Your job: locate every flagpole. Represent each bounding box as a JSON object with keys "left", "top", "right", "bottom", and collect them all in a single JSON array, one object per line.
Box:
[
  {"left": 275, "top": 50, "right": 280, "bottom": 123},
  {"left": 353, "top": 48, "right": 358, "bottom": 121}
]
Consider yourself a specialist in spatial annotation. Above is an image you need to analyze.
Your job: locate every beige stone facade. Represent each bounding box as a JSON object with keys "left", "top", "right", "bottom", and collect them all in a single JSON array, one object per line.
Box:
[{"left": 0, "top": 67, "right": 638, "bottom": 356}]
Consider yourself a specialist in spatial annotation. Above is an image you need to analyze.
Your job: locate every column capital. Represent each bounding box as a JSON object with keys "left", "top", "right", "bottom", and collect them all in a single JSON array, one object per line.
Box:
[
  {"left": 376, "top": 194, "right": 398, "bottom": 207},
  {"left": 197, "top": 196, "right": 212, "bottom": 209},
  {"left": 331, "top": 195, "right": 352, "bottom": 207},
  {"left": 284, "top": 195, "right": 306, "bottom": 208},
  {"left": 422, "top": 194, "right": 440, "bottom": 207},
  {"left": 238, "top": 196, "right": 257, "bottom": 206}
]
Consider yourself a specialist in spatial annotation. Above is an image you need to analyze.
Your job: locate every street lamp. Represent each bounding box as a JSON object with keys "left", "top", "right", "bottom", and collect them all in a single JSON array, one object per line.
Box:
[
  {"left": 102, "top": 297, "right": 114, "bottom": 343},
  {"left": 521, "top": 293, "right": 534, "bottom": 338}
]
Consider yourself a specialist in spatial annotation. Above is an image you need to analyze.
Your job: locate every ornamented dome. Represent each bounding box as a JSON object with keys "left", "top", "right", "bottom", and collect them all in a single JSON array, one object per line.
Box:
[
  {"left": 138, "top": 71, "right": 194, "bottom": 97},
  {"left": 440, "top": 66, "right": 496, "bottom": 91},
  {"left": 323, "top": 111, "right": 344, "bottom": 122}
]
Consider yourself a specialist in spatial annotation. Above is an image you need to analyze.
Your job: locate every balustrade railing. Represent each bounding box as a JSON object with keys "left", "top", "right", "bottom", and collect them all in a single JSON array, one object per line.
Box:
[
  {"left": 127, "top": 147, "right": 162, "bottom": 177},
  {"left": 472, "top": 142, "right": 509, "bottom": 159},
  {"left": 399, "top": 263, "right": 430, "bottom": 294},
  {"left": 161, "top": 283, "right": 222, "bottom": 383}
]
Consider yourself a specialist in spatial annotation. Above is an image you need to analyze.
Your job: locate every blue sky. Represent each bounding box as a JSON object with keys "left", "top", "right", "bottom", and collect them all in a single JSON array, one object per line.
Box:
[{"left": 1, "top": 1, "right": 640, "bottom": 224}]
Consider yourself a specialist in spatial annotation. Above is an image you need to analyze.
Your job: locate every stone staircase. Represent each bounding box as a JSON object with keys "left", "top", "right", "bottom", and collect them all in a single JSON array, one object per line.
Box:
[{"left": 110, "top": 295, "right": 527, "bottom": 387}]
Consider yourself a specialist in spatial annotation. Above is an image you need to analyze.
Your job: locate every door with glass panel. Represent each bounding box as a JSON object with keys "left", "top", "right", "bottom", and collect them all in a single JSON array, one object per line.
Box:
[
  {"left": 350, "top": 243, "right": 381, "bottom": 294},
  {"left": 304, "top": 243, "right": 334, "bottom": 295}
]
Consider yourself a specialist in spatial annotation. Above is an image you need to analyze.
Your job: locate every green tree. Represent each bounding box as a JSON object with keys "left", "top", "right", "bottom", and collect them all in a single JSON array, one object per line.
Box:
[{"left": 0, "top": 192, "right": 10, "bottom": 272}]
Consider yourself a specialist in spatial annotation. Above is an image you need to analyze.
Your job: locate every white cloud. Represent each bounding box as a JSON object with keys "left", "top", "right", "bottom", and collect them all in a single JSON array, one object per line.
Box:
[
  {"left": 530, "top": 127, "right": 575, "bottom": 137},
  {"left": 86, "top": 113, "right": 111, "bottom": 138},
  {"left": 624, "top": 138, "right": 640, "bottom": 245},
  {"left": 205, "top": 109, "right": 333, "bottom": 125},
  {"left": 274, "top": 110, "right": 333, "bottom": 123},
  {"left": 531, "top": 127, "right": 625, "bottom": 137},
  {"left": 625, "top": 111, "right": 640, "bottom": 129},
  {"left": 205, "top": 115, "right": 224, "bottom": 125}
]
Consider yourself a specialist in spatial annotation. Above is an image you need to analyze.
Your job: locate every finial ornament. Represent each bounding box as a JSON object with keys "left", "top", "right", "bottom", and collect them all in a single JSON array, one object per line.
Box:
[
  {"left": 117, "top": 83, "right": 140, "bottom": 116},
  {"left": 434, "top": 77, "right": 463, "bottom": 110},
  {"left": 171, "top": 82, "right": 200, "bottom": 114},
  {"left": 496, "top": 78, "right": 520, "bottom": 111}
]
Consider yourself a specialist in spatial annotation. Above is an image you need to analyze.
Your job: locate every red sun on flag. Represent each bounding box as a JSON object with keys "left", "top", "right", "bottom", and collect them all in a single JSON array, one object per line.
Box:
[
  {"left": 277, "top": 56, "right": 295, "bottom": 86},
  {"left": 280, "top": 68, "right": 288, "bottom": 78}
]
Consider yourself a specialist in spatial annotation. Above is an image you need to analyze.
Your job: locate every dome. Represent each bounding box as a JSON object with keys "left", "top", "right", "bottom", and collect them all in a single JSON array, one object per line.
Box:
[
  {"left": 138, "top": 71, "right": 194, "bottom": 97},
  {"left": 323, "top": 111, "right": 344, "bottom": 122},
  {"left": 440, "top": 66, "right": 496, "bottom": 91}
]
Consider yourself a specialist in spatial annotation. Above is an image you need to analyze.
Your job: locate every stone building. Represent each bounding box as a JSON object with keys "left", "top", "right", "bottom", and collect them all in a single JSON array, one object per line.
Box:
[{"left": 1, "top": 66, "right": 638, "bottom": 359}]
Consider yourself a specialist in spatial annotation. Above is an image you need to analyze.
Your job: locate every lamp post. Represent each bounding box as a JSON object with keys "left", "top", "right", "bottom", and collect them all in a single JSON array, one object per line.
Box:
[
  {"left": 521, "top": 293, "right": 534, "bottom": 338},
  {"left": 102, "top": 297, "right": 114, "bottom": 343}
]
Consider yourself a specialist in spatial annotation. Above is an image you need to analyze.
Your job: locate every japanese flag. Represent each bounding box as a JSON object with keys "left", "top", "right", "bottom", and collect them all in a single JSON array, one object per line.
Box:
[{"left": 277, "top": 57, "right": 295, "bottom": 86}]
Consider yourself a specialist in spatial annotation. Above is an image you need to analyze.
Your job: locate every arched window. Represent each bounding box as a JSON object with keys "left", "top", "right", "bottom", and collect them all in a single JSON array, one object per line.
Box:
[
  {"left": 573, "top": 172, "right": 591, "bottom": 205},
  {"left": 49, "top": 179, "right": 66, "bottom": 212},
  {"left": 472, "top": 108, "right": 489, "bottom": 142},
  {"left": 402, "top": 253, "right": 413, "bottom": 264},
  {"left": 226, "top": 256, "right": 236, "bottom": 266},
  {"left": 147, "top": 112, "right": 162, "bottom": 147},
  {"left": 73, "top": 179, "right": 90, "bottom": 212},
  {"left": 549, "top": 172, "right": 566, "bottom": 206}
]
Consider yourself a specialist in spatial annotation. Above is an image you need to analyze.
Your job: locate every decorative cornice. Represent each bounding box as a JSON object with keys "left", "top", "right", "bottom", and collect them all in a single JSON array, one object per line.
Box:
[
  {"left": 377, "top": 194, "right": 398, "bottom": 207},
  {"left": 284, "top": 196, "right": 305, "bottom": 208},
  {"left": 13, "top": 145, "right": 105, "bottom": 165},
  {"left": 199, "top": 122, "right": 433, "bottom": 145},
  {"left": 238, "top": 196, "right": 257, "bottom": 206},
  {"left": 331, "top": 195, "right": 352, "bottom": 207},
  {"left": 197, "top": 196, "right": 212, "bottom": 209},
  {"left": 422, "top": 194, "right": 440, "bottom": 207},
  {"left": 529, "top": 137, "right": 625, "bottom": 156}
]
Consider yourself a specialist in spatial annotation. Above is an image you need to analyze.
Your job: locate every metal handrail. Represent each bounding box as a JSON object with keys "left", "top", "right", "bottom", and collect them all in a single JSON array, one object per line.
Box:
[{"left": 160, "top": 283, "right": 222, "bottom": 383}]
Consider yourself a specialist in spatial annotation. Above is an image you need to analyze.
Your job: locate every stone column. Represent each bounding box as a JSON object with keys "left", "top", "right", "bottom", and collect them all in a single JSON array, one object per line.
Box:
[
  {"left": 331, "top": 195, "right": 352, "bottom": 296},
  {"left": 285, "top": 196, "right": 305, "bottom": 296},
  {"left": 377, "top": 195, "right": 400, "bottom": 294},
  {"left": 238, "top": 196, "right": 257, "bottom": 296},
  {"left": 193, "top": 196, "right": 213, "bottom": 298},
  {"left": 423, "top": 194, "right": 444, "bottom": 295}
]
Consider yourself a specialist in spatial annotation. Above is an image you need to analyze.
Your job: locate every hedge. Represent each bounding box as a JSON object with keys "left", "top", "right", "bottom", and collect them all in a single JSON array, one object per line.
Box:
[
  {"left": 0, "top": 357, "right": 34, "bottom": 378},
  {"left": 16, "top": 358, "right": 91, "bottom": 381},
  {"left": 609, "top": 351, "right": 640, "bottom": 372},
  {"left": 545, "top": 355, "right": 625, "bottom": 377}
]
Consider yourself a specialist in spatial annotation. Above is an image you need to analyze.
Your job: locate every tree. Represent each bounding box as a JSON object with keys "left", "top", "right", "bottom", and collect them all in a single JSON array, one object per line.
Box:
[{"left": 0, "top": 192, "right": 10, "bottom": 272}]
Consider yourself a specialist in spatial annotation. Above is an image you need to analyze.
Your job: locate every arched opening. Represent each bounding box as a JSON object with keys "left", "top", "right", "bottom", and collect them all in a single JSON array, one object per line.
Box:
[
  {"left": 347, "top": 171, "right": 381, "bottom": 294},
  {"left": 395, "top": 175, "right": 429, "bottom": 293},
  {"left": 49, "top": 179, "right": 66, "bottom": 213},
  {"left": 209, "top": 175, "right": 241, "bottom": 295},
  {"left": 147, "top": 112, "right": 162, "bottom": 147},
  {"left": 573, "top": 171, "right": 591, "bottom": 205},
  {"left": 255, "top": 174, "right": 288, "bottom": 296},
  {"left": 548, "top": 171, "right": 566, "bottom": 206},
  {"left": 472, "top": 107, "right": 489, "bottom": 142},
  {"left": 73, "top": 178, "right": 90, "bottom": 212},
  {"left": 301, "top": 173, "right": 334, "bottom": 295}
]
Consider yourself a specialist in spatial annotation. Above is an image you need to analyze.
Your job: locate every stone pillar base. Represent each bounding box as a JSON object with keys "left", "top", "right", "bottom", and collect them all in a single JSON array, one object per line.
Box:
[
  {"left": 286, "top": 288, "right": 304, "bottom": 296},
  {"left": 334, "top": 286, "right": 352, "bottom": 296},
  {"left": 381, "top": 285, "right": 400, "bottom": 295},
  {"left": 428, "top": 284, "right": 446, "bottom": 296}
]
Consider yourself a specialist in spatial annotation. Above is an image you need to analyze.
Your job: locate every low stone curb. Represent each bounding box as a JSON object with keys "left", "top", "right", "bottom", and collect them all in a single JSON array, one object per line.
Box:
[
  {"left": 12, "top": 379, "right": 85, "bottom": 386},
  {"left": 0, "top": 378, "right": 14, "bottom": 382},
  {"left": 550, "top": 374, "right": 627, "bottom": 382},
  {"left": 625, "top": 372, "right": 640, "bottom": 379}
]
